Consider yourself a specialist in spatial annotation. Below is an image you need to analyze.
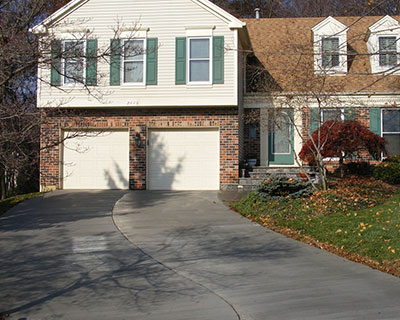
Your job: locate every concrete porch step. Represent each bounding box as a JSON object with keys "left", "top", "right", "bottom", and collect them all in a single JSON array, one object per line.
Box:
[
  {"left": 251, "top": 166, "right": 314, "bottom": 174},
  {"left": 249, "top": 172, "right": 302, "bottom": 179},
  {"left": 239, "top": 166, "right": 318, "bottom": 190},
  {"left": 238, "top": 178, "right": 264, "bottom": 186}
]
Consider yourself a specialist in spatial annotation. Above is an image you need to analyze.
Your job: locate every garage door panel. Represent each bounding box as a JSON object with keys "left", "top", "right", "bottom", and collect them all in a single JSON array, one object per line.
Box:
[
  {"left": 63, "top": 131, "right": 129, "bottom": 189},
  {"left": 148, "top": 129, "right": 219, "bottom": 190}
]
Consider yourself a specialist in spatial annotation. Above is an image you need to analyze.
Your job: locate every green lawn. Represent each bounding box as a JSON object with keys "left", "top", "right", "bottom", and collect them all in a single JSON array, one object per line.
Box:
[
  {"left": 232, "top": 177, "right": 400, "bottom": 276},
  {"left": 0, "top": 192, "right": 43, "bottom": 217}
]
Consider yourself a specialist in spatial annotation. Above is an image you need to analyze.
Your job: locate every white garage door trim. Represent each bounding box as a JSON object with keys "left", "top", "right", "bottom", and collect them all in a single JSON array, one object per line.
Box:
[
  {"left": 62, "top": 130, "right": 130, "bottom": 190},
  {"left": 147, "top": 128, "right": 220, "bottom": 190}
]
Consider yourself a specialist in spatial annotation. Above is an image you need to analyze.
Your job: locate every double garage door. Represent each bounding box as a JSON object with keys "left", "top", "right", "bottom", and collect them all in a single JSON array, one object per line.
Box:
[{"left": 62, "top": 128, "right": 219, "bottom": 190}]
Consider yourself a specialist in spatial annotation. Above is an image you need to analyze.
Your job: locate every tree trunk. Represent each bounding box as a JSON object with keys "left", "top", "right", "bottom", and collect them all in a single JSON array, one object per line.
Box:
[
  {"left": 316, "top": 154, "right": 328, "bottom": 191},
  {"left": 339, "top": 153, "right": 344, "bottom": 178},
  {"left": 0, "top": 168, "right": 6, "bottom": 200}
]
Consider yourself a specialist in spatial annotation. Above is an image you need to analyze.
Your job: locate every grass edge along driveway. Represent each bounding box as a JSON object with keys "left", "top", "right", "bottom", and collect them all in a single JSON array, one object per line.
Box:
[
  {"left": 232, "top": 178, "right": 400, "bottom": 278},
  {"left": 0, "top": 192, "right": 43, "bottom": 217}
]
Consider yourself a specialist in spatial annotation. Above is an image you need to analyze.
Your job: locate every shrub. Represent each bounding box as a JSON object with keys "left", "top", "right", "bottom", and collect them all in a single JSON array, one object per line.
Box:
[
  {"left": 345, "top": 162, "right": 374, "bottom": 177},
  {"left": 374, "top": 157, "right": 400, "bottom": 185},
  {"left": 387, "top": 154, "right": 400, "bottom": 163},
  {"left": 299, "top": 120, "right": 386, "bottom": 178},
  {"left": 257, "top": 175, "right": 314, "bottom": 202}
]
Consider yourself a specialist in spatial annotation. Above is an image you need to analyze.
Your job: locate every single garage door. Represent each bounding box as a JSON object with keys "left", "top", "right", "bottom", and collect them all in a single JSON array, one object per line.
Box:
[
  {"left": 148, "top": 128, "right": 220, "bottom": 190},
  {"left": 63, "top": 130, "right": 129, "bottom": 189}
]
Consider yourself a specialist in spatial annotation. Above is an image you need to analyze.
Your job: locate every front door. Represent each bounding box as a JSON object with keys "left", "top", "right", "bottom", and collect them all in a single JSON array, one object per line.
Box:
[{"left": 268, "top": 110, "right": 294, "bottom": 165}]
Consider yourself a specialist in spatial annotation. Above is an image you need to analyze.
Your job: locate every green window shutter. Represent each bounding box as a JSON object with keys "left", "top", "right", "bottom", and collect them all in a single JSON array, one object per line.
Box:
[
  {"left": 110, "top": 39, "right": 121, "bottom": 86},
  {"left": 344, "top": 107, "right": 355, "bottom": 120},
  {"left": 86, "top": 39, "right": 97, "bottom": 86},
  {"left": 175, "top": 37, "right": 186, "bottom": 85},
  {"left": 146, "top": 38, "right": 158, "bottom": 85},
  {"left": 369, "top": 108, "right": 381, "bottom": 135},
  {"left": 51, "top": 40, "right": 62, "bottom": 86},
  {"left": 310, "top": 108, "right": 320, "bottom": 135},
  {"left": 213, "top": 36, "right": 224, "bottom": 84}
]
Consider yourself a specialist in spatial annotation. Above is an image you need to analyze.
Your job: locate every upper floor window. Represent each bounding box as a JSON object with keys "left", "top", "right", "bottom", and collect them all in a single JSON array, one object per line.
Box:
[
  {"left": 109, "top": 33, "right": 158, "bottom": 87},
  {"left": 63, "top": 40, "right": 85, "bottom": 85},
  {"left": 188, "top": 37, "right": 211, "bottom": 84},
  {"left": 50, "top": 38, "right": 97, "bottom": 87},
  {"left": 312, "top": 17, "right": 348, "bottom": 75},
  {"left": 378, "top": 36, "right": 397, "bottom": 67},
  {"left": 175, "top": 32, "right": 224, "bottom": 85},
  {"left": 321, "top": 37, "right": 340, "bottom": 68},
  {"left": 122, "top": 39, "right": 145, "bottom": 84},
  {"left": 367, "top": 16, "right": 400, "bottom": 74}
]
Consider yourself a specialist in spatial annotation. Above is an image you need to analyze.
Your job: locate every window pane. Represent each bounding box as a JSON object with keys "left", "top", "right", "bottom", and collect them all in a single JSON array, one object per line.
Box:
[
  {"left": 379, "top": 37, "right": 397, "bottom": 66},
  {"left": 64, "top": 41, "right": 84, "bottom": 58},
  {"left": 323, "top": 109, "right": 342, "bottom": 122},
  {"left": 65, "top": 59, "right": 84, "bottom": 84},
  {"left": 322, "top": 38, "right": 339, "bottom": 51},
  {"left": 383, "top": 134, "right": 400, "bottom": 156},
  {"left": 63, "top": 41, "right": 84, "bottom": 84},
  {"left": 190, "top": 39, "right": 210, "bottom": 59},
  {"left": 383, "top": 110, "right": 400, "bottom": 132},
  {"left": 124, "top": 61, "right": 143, "bottom": 83},
  {"left": 272, "top": 119, "right": 290, "bottom": 154},
  {"left": 190, "top": 60, "right": 209, "bottom": 81},
  {"left": 379, "top": 37, "right": 396, "bottom": 52},
  {"left": 322, "top": 38, "right": 339, "bottom": 67},
  {"left": 124, "top": 40, "right": 144, "bottom": 61},
  {"left": 379, "top": 53, "right": 397, "bottom": 66}
]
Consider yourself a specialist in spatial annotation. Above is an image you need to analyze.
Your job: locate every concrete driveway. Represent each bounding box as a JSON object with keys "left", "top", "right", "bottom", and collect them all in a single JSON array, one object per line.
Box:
[{"left": 1, "top": 191, "right": 400, "bottom": 319}]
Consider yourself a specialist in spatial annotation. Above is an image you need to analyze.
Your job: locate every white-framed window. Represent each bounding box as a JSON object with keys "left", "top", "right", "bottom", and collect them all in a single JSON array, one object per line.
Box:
[
  {"left": 378, "top": 36, "right": 398, "bottom": 67},
  {"left": 367, "top": 16, "right": 400, "bottom": 74},
  {"left": 62, "top": 40, "right": 85, "bottom": 85},
  {"left": 122, "top": 39, "right": 146, "bottom": 85},
  {"left": 382, "top": 109, "right": 400, "bottom": 156},
  {"left": 312, "top": 17, "right": 348, "bottom": 75},
  {"left": 187, "top": 37, "right": 212, "bottom": 84},
  {"left": 321, "top": 108, "right": 344, "bottom": 123},
  {"left": 321, "top": 37, "right": 340, "bottom": 68}
]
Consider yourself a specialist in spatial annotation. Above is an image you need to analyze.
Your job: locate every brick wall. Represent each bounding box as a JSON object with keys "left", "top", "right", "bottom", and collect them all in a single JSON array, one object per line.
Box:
[{"left": 40, "top": 107, "right": 239, "bottom": 190}]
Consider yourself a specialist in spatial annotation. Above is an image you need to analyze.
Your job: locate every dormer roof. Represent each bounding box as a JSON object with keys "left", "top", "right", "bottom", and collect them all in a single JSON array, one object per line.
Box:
[
  {"left": 369, "top": 15, "right": 400, "bottom": 33},
  {"left": 312, "top": 16, "right": 348, "bottom": 34}
]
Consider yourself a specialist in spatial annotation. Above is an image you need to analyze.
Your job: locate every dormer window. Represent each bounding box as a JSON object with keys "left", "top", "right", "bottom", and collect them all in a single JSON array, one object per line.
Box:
[
  {"left": 367, "top": 16, "right": 400, "bottom": 74},
  {"left": 322, "top": 37, "right": 340, "bottom": 68},
  {"left": 312, "top": 17, "right": 348, "bottom": 75},
  {"left": 378, "top": 36, "right": 397, "bottom": 67}
]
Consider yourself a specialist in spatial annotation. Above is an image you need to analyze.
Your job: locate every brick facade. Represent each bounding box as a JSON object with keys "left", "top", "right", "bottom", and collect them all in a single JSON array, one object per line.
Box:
[{"left": 40, "top": 107, "right": 239, "bottom": 190}]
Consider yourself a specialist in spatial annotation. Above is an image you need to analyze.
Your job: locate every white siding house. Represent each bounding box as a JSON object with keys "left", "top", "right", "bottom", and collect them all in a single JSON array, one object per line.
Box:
[{"left": 33, "top": 0, "right": 249, "bottom": 108}]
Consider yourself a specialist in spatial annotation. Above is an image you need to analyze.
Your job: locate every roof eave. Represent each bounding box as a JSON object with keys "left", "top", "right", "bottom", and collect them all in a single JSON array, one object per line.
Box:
[{"left": 30, "top": 0, "right": 88, "bottom": 34}]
